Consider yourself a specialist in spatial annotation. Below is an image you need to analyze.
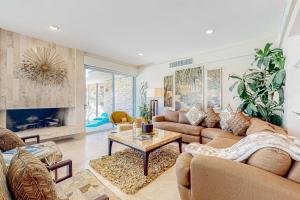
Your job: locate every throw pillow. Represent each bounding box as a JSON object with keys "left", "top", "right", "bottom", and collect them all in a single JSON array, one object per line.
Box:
[
  {"left": 219, "top": 104, "right": 234, "bottom": 131},
  {"left": 7, "top": 148, "right": 58, "bottom": 200},
  {"left": 203, "top": 108, "right": 220, "bottom": 128},
  {"left": 185, "top": 107, "right": 206, "bottom": 126},
  {"left": 0, "top": 128, "right": 26, "bottom": 151},
  {"left": 228, "top": 112, "right": 250, "bottom": 136},
  {"left": 121, "top": 117, "right": 128, "bottom": 123},
  {"left": 164, "top": 109, "right": 179, "bottom": 122}
]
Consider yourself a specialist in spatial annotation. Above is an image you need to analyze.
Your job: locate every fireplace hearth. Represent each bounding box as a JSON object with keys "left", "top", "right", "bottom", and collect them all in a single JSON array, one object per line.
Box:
[{"left": 6, "top": 108, "right": 65, "bottom": 132}]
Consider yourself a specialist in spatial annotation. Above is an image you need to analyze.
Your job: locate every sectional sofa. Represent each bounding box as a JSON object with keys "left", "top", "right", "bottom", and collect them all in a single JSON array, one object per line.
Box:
[{"left": 153, "top": 110, "right": 300, "bottom": 200}]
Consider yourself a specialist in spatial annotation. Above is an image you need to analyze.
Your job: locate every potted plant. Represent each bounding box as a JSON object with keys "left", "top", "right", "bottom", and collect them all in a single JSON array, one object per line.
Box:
[
  {"left": 229, "top": 43, "right": 285, "bottom": 125},
  {"left": 138, "top": 81, "right": 153, "bottom": 133}
]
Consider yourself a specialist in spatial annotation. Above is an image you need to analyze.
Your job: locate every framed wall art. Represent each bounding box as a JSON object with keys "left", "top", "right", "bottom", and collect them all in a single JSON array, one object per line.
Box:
[
  {"left": 164, "top": 75, "right": 173, "bottom": 107},
  {"left": 206, "top": 68, "right": 222, "bottom": 110},
  {"left": 175, "top": 66, "right": 204, "bottom": 111}
]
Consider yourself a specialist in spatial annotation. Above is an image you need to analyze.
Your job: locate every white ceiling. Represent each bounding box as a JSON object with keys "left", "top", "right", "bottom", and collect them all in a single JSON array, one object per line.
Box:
[{"left": 0, "top": 0, "right": 286, "bottom": 66}]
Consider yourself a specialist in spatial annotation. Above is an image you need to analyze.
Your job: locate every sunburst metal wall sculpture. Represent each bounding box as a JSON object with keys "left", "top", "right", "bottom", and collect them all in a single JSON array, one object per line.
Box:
[{"left": 20, "top": 47, "right": 68, "bottom": 86}]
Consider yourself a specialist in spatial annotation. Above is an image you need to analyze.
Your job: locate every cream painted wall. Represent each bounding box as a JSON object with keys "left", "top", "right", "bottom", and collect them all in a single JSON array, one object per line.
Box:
[{"left": 136, "top": 36, "right": 277, "bottom": 116}]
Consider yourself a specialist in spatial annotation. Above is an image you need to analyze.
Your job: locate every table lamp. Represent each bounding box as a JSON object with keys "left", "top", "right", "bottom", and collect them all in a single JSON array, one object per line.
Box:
[{"left": 147, "top": 88, "right": 163, "bottom": 118}]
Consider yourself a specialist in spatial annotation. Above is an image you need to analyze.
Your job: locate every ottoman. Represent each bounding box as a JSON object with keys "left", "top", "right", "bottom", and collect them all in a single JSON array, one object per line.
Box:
[{"left": 117, "top": 124, "right": 133, "bottom": 132}]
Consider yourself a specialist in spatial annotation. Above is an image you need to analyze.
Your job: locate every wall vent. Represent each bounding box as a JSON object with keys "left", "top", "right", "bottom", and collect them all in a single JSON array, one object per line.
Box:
[{"left": 169, "top": 58, "right": 193, "bottom": 68}]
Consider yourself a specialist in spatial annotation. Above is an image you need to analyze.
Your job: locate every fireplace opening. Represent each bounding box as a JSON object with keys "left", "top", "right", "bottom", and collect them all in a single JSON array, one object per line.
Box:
[{"left": 6, "top": 108, "right": 65, "bottom": 132}]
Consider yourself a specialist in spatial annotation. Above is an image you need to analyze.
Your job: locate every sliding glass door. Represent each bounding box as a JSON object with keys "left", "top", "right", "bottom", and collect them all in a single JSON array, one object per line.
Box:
[{"left": 85, "top": 67, "right": 135, "bottom": 132}]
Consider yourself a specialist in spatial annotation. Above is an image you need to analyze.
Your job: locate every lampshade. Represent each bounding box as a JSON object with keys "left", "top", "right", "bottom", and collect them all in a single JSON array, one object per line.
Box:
[{"left": 147, "top": 88, "right": 163, "bottom": 98}]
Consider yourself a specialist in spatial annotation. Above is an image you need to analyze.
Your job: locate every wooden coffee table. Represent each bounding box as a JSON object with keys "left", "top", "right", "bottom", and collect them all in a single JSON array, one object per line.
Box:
[{"left": 108, "top": 128, "right": 182, "bottom": 176}]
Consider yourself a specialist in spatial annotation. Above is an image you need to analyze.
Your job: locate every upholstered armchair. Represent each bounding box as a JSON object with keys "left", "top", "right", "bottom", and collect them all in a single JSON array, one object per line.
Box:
[
  {"left": 110, "top": 111, "right": 134, "bottom": 125},
  {"left": 0, "top": 128, "right": 62, "bottom": 167},
  {"left": 0, "top": 148, "right": 109, "bottom": 200}
]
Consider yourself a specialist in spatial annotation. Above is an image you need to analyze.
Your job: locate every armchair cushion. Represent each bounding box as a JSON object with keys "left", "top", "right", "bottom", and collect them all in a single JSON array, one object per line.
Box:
[
  {"left": 0, "top": 128, "right": 25, "bottom": 151},
  {"left": 0, "top": 153, "right": 11, "bottom": 200},
  {"left": 110, "top": 111, "right": 133, "bottom": 124},
  {"left": 7, "top": 148, "right": 58, "bottom": 200}
]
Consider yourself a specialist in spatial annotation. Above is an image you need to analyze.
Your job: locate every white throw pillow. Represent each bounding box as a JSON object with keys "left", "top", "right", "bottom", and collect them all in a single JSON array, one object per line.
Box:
[
  {"left": 185, "top": 107, "right": 206, "bottom": 126},
  {"left": 219, "top": 104, "right": 234, "bottom": 130}
]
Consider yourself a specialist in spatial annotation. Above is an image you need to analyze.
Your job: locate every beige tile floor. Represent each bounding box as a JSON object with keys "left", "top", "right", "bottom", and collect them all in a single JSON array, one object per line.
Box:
[{"left": 56, "top": 131, "right": 182, "bottom": 200}]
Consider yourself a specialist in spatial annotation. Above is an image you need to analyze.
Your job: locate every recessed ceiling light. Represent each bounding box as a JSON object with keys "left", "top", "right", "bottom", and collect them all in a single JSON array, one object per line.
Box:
[
  {"left": 138, "top": 53, "right": 143, "bottom": 56},
  {"left": 49, "top": 25, "right": 60, "bottom": 31},
  {"left": 205, "top": 29, "right": 214, "bottom": 35}
]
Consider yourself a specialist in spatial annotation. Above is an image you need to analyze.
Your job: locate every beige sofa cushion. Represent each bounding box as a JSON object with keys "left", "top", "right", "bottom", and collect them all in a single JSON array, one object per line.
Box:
[
  {"left": 154, "top": 121, "right": 203, "bottom": 136},
  {"left": 201, "top": 128, "right": 243, "bottom": 140},
  {"left": 247, "top": 118, "right": 287, "bottom": 135},
  {"left": 269, "top": 123, "right": 287, "bottom": 135},
  {"left": 206, "top": 136, "right": 239, "bottom": 148},
  {"left": 247, "top": 148, "right": 292, "bottom": 176},
  {"left": 164, "top": 109, "right": 179, "bottom": 122},
  {"left": 288, "top": 161, "right": 300, "bottom": 184},
  {"left": 178, "top": 111, "right": 190, "bottom": 124},
  {"left": 246, "top": 118, "right": 275, "bottom": 135},
  {"left": 182, "top": 134, "right": 201, "bottom": 143},
  {"left": 7, "top": 148, "right": 58, "bottom": 200},
  {"left": 178, "top": 124, "right": 204, "bottom": 136}
]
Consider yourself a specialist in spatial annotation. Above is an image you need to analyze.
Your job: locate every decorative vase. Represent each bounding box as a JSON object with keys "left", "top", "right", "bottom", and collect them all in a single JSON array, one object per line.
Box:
[{"left": 142, "top": 123, "right": 153, "bottom": 133}]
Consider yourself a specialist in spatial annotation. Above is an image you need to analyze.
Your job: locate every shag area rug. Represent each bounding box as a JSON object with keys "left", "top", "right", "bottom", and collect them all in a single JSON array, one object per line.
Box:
[{"left": 89, "top": 146, "right": 179, "bottom": 194}]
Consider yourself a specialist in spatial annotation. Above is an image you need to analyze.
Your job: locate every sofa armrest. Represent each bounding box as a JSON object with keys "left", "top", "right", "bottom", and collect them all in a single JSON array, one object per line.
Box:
[
  {"left": 21, "top": 134, "right": 40, "bottom": 144},
  {"left": 47, "top": 159, "right": 73, "bottom": 183},
  {"left": 152, "top": 115, "right": 165, "bottom": 122},
  {"left": 176, "top": 152, "right": 193, "bottom": 187},
  {"left": 190, "top": 156, "right": 300, "bottom": 200}
]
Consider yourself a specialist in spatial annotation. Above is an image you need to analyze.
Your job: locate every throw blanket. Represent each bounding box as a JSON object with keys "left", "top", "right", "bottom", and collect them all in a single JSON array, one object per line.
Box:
[{"left": 185, "top": 132, "right": 300, "bottom": 162}]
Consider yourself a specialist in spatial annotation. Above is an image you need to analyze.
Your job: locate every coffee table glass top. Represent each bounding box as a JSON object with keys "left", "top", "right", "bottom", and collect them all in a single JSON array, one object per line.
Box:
[{"left": 108, "top": 128, "right": 182, "bottom": 152}]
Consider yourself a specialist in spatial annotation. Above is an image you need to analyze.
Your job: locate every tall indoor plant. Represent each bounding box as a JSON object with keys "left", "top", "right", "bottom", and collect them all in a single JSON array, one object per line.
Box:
[
  {"left": 138, "top": 81, "right": 151, "bottom": 122},
  {"left": 229, "top": 43, "right": 286, "bottom": 125}
]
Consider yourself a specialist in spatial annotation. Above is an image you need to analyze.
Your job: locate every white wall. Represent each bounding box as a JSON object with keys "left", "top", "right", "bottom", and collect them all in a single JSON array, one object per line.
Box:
[
  {"left": 136, "top": 36, "right": 277, "bottom": 116},
  {"left": 84, "top": 54, "right": 138, "bottom": 76},
  {"left": 281, "top": 0, "right": 300, "bottom": 137}
]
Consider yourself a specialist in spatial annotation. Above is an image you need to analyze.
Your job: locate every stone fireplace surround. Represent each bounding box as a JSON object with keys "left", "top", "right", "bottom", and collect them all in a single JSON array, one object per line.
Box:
[
  {"left": 0, "top": 29, "right": 85, "bottom": 141},
  {"left": 0, "top": 107, "right": 80, "bottom": 141}
]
